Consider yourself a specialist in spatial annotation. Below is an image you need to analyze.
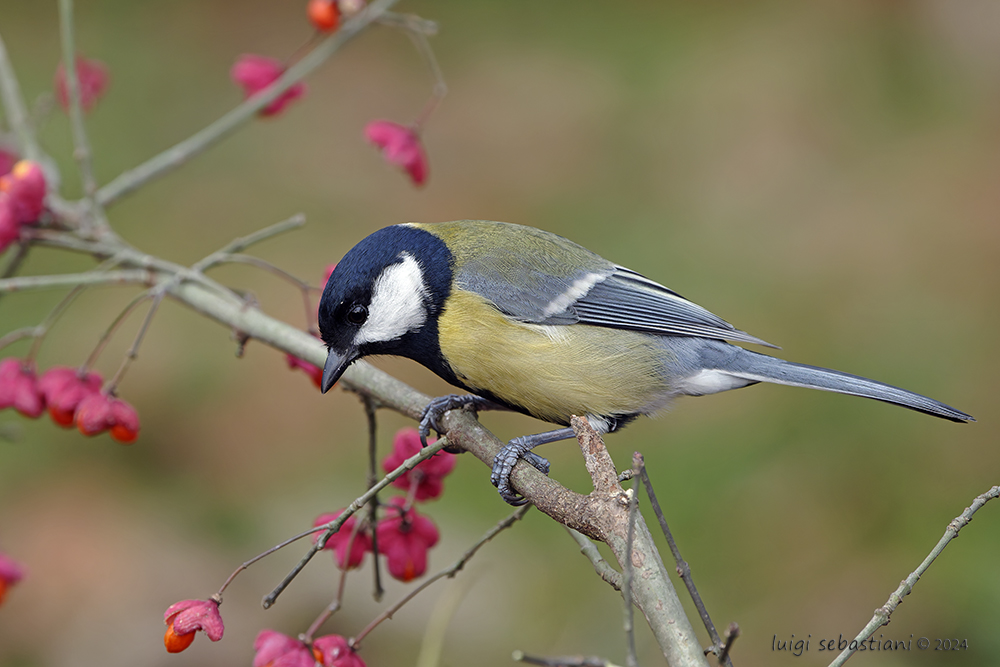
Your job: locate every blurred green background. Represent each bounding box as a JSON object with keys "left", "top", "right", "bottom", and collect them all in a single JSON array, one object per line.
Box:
[{"left": 0, "top": 1, "right": 997, "bottom": 665}]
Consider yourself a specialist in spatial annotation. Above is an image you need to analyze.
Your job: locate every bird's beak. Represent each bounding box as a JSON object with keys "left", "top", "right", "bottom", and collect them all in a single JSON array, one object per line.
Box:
[{"left": 321, "top": 347, "right": 356, "bottom": 394}]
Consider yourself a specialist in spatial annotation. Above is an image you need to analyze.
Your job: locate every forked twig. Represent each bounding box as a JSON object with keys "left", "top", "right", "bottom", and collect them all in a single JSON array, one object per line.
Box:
[
  {"left": 350, "top": 505, "right": 531, "bottom": 648},
  {"left": 262, "top": 436, "right": 451, "bottom": 609},
  {"left": 639, "top": 465, "right": 731, "bottom": 666},
  {"left": 827, "top": 485, "right": 1000, "bottom": 667}
]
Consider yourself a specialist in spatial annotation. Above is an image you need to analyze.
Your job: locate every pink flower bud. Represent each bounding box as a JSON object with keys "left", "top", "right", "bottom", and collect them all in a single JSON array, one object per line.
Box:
[
  {"left": 0, "top": 551, "right": 25, "bottom": 607},
  {"left": 231, "top": 54, "right": 306, "bottom": 117},
  {"left": 0, "top": 148, "right": 18, "bottom": 177},
  {"left": 0, "top": 358, "right": 44, "bottom": 418},
  {"left": 39, "top": 366, "right": 103, "bottom": 427},
  {"left": 253, "top": 630, "right": 314, "bottom": 667},
  {"left": 382, "top": 427, "right": 456, "bottom": 500},
  {"left": 0, "top": 160, "right": 47, "bottom": 224},
  {"left": 313, "top": 510, "right": 372, "bottom": 569},
  {"left": 163, "top": 598, "right": 224, "bottom": 652},
  {"left": 75, "top": 392, "right": 140, "bottom": 443},
  {"left": 108, "top": 398, "right": 140, "bottom": 443},
  {"left": 376, "top": 497, "right": 439, "bottom": 582},
  {"left": 313, "top": 635, "right": 366, "bottom": 667},
  {"left": 0, "top": 196, "right": 18, "bottom": 254},
  {"left": 365, "top": 120, "right": 429, "bottom": 186},
  {"left": 54, "top": 56, "right": 109, "bottom": 113}
]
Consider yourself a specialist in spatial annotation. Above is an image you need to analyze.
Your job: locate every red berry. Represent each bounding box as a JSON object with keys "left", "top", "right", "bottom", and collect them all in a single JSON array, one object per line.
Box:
[
  {"left": 308, "top": 0, "right": 340, "bottom": 31},
  {"left": 164, "top": 622, "right": 196, "bottom": 653}
]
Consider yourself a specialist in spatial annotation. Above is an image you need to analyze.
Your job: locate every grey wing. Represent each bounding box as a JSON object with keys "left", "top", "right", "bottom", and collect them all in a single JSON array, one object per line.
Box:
[
  {"left": 453, "top": 233, "right": 775, "bottom": 348},
  {"left": 560, "top": 267, "right": 779, "bottom": 348},
  {"left": 454, "top": 244, "right": 616, "bottom": 325}
]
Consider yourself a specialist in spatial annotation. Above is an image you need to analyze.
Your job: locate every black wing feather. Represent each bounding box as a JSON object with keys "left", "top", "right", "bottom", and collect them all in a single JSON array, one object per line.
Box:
[{"left": 565, "top": 268, "right": 778, "bottom": 348}]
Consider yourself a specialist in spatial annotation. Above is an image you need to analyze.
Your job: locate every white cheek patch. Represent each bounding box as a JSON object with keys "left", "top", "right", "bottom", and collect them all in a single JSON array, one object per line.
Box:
[
  {"left": 541, "top": 272, "right": 606, "bottom": 318},
  {"left": 354, "top": 253, "right": 429, "bottom": 346}
]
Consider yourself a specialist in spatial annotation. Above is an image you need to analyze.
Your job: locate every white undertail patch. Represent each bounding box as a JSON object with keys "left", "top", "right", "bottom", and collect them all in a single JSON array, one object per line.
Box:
[
  {"left": 354, "top": 253, "right": 429, "bottom": 345},
  {"left": 676, "top": 369, "right": 757, "bottom": 396},
  {"left": 586, "top": 414, "right": 612, "bottom": 434}
]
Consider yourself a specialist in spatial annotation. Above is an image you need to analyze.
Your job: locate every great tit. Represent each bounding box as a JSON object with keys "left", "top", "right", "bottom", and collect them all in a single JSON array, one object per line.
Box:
[{"left": 317, "top": 220, "right": 973, "bottom": 504}]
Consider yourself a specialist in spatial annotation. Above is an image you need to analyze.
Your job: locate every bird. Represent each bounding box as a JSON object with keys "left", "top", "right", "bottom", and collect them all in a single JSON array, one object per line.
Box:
[{"left": 317, "top": 220, "right": 974, "bottom": 505}]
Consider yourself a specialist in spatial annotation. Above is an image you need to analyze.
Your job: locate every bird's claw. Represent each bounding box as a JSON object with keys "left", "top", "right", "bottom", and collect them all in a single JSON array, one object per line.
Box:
[
  {"left": 490, "top": 438, "right": 551, "bottom": 505},
  {"left": 418, "top": 394, "right": 494, "bottom": 447}
]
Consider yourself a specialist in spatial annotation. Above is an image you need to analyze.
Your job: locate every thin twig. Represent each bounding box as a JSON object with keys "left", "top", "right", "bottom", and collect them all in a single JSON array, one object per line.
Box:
[
  {"left": 23, "top": 228, "right": 244, "bottom": 304},
  {"left": 1, "top": 243, "right": 29, "bottom": 279},
  {"left": 81, "top": 291, "right": 152, "bottom": 372},
  {"left": 717, "top": 624, "right": 739, "bottom": 666},
  {"left": 0, "top": 31, "right": 41, "bottom": 160},
  {"left": 94, "top": 0, "right": 401, "bottom": 207},
  {"left": 623, "top": 454, "right": 640, "bottom": 667},
  {"left": 104, "top": 292, "right": 164, "bottom": 393},
  {"left": 262, "top": 435, "right": 450, "bottom": 609},
  {"left": 0, "top": 327, "right": 39, "bottom": 353},
  {"left": 209, "top": 254, "right": 312, "bottom": 290},
  {"left": 363, "top": 395, "right": 385, "bottom": 601},
  {"left": 303, "top": 516, "right": 369, "bottom": 641},
  {"left": 216, "top": 524, "right": 339, "bottom": 598},
  {"left": 377, "top": 11, "right": 438, "bottom": 35},
  {"left": 640, "top": 466, "right": 730, "bottom": 665},
  {"left": 398, "top": 15, "right": 447, "bottom": 129},
  {"left": 351, "top": 504, "right": 531, "bottom": 648},
  {"left": 0, "top": 269, "right": 154, "bottom": 294},
  {"left": 58, "top": 0, "right": 111, "bottom": 236},
  {"left": 25, "top": 284, "right": 87, "bottom": 363},
  {"left": 513, "top": 651, "right": 621, "bottom": 667},
  {"left": 188, "top": 214, "right": 315, "bottom": 332},
  {"left": 209, "top": 213, "right": 305, "bottom": 255},
  {"left": 191, "top": 214, "right": 306, "bottom": 271},
  {"left": 21, "top": 252, "right": 144, "bottom": 363},
  {"left": 0, "top": 243, "right": 31, "bottom": 304},
  {"left": 565, "top": 528, "right": 622, "bottom": 590},
  {"left": 827, "top": 485, "right": 1000, "bottom": 667}
]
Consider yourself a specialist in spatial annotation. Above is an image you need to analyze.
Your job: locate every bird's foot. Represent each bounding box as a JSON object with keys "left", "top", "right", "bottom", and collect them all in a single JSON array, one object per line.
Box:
[
  {"left": 418, "top": 394, "right": 498, "bottom": 447},
  {"left": 490, "top": 437, "right": 552, "bottom": 506},
  {"left": 489, "top": 427, "right": 576, "bottom": 505}
]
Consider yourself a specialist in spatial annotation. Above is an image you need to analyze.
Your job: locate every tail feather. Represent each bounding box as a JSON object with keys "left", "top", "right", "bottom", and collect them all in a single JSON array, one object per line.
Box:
[{"left": 715, "top": 348, "right": 974, "bottom": 423}]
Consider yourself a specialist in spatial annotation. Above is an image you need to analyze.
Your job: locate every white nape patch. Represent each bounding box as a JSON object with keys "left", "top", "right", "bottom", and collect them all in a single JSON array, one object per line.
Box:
[
  {"left": 354, "top": 253, "right": 429, "bottom": 345},
  {"left": 676, "top": 369, "right": 756, "bottom": 397},
  {"left": 541, "top": 272, "right": 606, "bottom": 318}
]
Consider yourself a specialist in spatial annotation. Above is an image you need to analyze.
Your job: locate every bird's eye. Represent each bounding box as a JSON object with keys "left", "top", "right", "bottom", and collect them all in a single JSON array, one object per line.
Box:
[{"left": 346, "top": 304, "right": 368, "bottom": 325}]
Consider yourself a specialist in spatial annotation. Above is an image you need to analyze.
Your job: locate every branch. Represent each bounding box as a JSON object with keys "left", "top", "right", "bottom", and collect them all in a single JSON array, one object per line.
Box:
[
  {"left": 828, "top": 485, "right": 1000, "bottom": 667},
  {"left": 94, "top": 0, "right": 400, "bottom": 207},
  {"left": 351, "top": 505, "right": 531, "bottom": 648},
  {"left": 161, "top": 276, "right": 708, "bottom": 664},
  {"left": 0, "top": 31, "right": 40, "bottom": 161},
  {"left": 191, "top": 213, "right": 306, "bottom": 271},
  {"left": 5, "top": 219, "right": 707, "bottom": 663},
  {"left": 58, "top": 0, "right": 111, "bottom": 236},
  {"left": 566, "top": 528, "right": 622, "bottom": 590},
  {"left": 262, "top": 436, "right": 451, "bottom": 609},
  {"left": 640, "top": 464, "right": 730, "bottom": 664},
  {"left": 0, "top": 269, "right": 155, "bottom": 293},
  {"left": 569, "top": 417, "right": 709, "bottom": 667}
]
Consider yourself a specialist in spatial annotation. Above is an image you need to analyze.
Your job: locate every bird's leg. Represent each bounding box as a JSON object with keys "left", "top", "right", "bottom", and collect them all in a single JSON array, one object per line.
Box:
[
  {"left": 491, "top": 428, "right": 576, "bottom": 505},
  {"left": 418, "top": 394, "right": 507, "bottom": 446}
]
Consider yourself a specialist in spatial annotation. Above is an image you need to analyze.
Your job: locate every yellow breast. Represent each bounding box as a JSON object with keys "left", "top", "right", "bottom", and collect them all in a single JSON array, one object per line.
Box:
[{"left": 437, "top": 289, "right": 672, "bottom": 424}]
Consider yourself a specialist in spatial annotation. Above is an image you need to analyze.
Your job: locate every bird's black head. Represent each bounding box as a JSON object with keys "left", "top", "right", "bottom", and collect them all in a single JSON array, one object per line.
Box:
[{"left": 317, "top": 224, "right": 453, "bottom": 392}]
